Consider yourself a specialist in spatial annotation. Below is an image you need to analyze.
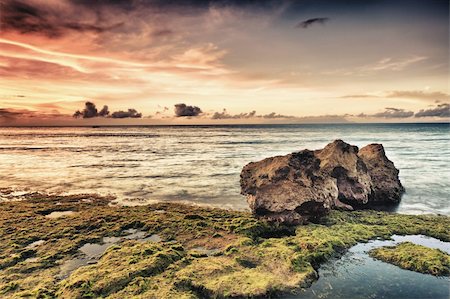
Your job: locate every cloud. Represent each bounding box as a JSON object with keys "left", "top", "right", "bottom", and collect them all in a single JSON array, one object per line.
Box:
[
  {"left": 415, "top": 103, "right": 450, "bottom": 118},
  {"left": 174, "top": 103, "right": 202, "bottom": 117},
  {"left": 296, "top": 17, "right": 329, "bottom": 29},
  {"left": 0, "top": 108, "right": 26, "bottom": 119},
  {"left": 155, "top": 106, "right": 169, "bottom": 115},
  {"left": 211, "top": 109, "right": 255, "bottom": 119},
  {"left": 151, "top": 29, "right": 174, "bottom": 37},
  {"left": 339, "top": 94, "right": 380, "bottom": 99},
  {"left": 1, "top": 0, "right": 124, "bottom": 38},
  {"left": 261, "top": 112, "right": 295, "bottom": 119},
  {"left": 209, "top": 108, "right": 350, "bottom": 123},
  {"left": 211, "top": 109, "right": 295, "bottom": 119},
  {"left": 73, "top": 101, "right": 108, "bottom": 118},
  {"left": 0, "top": 108, "right": 65, "bottom": 121},
  {"left": 372, "top": 107, "right": 414, "bottom": 118},
  {"left": 360, "top": 56, "right": 428, "bottom": 72},
  {"left": 340, "top": 90, "right": 450, "bottom": 102},
  {"left": 294, "top": 115, "right": 350, "bottom": 123},
  {"left": 73, "top": 101, "right": 142, "bottom": 118},
  {"left": 111, "top": 109, "right": 142, "bottom": 118},
  {"left": 387, "top": 90, "right": 450, "bottom": 101},
  {"left": 98, "top": 105, "right": 110, "bottom": 117}
]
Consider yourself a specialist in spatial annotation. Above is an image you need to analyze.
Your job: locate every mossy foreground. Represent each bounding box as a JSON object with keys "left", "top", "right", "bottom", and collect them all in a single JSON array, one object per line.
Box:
[
  {"left": 0, "top": 194, "right": 449, "bottom": 298},
  {"left": 369, "top": 242, "right": 450, "bottom": 276}
]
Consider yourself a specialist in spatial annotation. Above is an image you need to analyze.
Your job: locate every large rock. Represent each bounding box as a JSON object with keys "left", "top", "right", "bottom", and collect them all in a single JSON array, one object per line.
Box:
[{"left": 240, "top": 140, "right": 404, "bottom": 224}]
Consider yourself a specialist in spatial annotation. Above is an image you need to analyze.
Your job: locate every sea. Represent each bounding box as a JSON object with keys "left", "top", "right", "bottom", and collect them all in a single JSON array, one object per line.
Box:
[{"left": 0, "top": 123, "right": 449, "bottom": 215}]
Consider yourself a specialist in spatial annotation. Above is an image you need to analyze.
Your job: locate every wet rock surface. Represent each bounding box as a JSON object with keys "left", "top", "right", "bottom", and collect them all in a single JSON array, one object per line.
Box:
[{"left": 240, "top": 140, "right": 404, "bottom": 224}]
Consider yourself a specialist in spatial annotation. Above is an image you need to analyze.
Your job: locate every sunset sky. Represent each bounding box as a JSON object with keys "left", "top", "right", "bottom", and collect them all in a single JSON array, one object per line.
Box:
[{"left": 0, "top": 0, "right": 449, "bottom": 125}]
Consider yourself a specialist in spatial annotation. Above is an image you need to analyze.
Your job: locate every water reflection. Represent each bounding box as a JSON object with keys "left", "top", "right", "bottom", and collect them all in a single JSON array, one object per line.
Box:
[{"left": 58, "top": 229, "right": 161, "bottom": 279}]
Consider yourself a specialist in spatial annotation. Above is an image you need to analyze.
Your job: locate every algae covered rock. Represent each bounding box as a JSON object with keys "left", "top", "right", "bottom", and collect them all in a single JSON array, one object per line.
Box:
[
  {"left": 240, "top": 140, "right": 404, "bottom": 224},
  {"left": 369, "top": 242, "right": 450, "bottom": 276},
  {"left": 0, "top": 194, "right": 449, "bottom": 298}
]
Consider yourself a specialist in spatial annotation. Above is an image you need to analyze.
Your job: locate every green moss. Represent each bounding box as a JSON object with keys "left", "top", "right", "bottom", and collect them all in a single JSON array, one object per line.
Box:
[
  {"left": 369, "top": 242, "right": 450, "bottom": 276},
  {"left": 0, "top": 194, "right": 449, "bottom": 298},
  {"left": 1, "top": 282, "right": 19, "bottom": 294},
  {"left": 57, "top": 242, "right": 185, "bottom": 298}
]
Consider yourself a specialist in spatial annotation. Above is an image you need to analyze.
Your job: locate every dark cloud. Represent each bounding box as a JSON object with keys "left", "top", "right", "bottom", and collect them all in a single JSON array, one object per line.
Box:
[
  {"left": 174, "top": 103, "right": 202, "bottom": 117},
  {"left": 296, "top": 17, "right": 329, "bottom": 29},
  {"left": 1, "top": 0, "right": 280, "bottom": 39},
  {"left": 1, "top": 0, "right": 123, "bottom": 38},
  {"left": 98, "top": 105, "right": 110, "bottom": 117},
  {"left": 73, "top": 101, "right": 142, "bottom": 118},
  {"left": 415, "top": 103, "right": 450, "bottom": 118},
  {"left": 73, "top": 101, "right": 106, "bottom": 118},
  {"left": 387, "top": 90, "right": 450, "bottom": 101},
  {"left": 111, "top": 109, "right": 142, "bottom": 118},
  {"left": 372, "top": 107, "right": 414, "bottom": 118}
]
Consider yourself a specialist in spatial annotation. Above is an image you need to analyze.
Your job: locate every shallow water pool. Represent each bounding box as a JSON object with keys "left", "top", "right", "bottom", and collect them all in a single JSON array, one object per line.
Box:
[{"left": 286, "top": 235, "right": 450, "bottom": 299}]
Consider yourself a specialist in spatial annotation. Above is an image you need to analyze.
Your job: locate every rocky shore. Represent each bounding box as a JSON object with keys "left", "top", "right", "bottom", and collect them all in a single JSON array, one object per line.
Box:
[
  {"left": 0, "top": 194, "right": 449, "bottom": 298},
  {"left": 1, "top": 140, "right": 448, "bottom": 298}
]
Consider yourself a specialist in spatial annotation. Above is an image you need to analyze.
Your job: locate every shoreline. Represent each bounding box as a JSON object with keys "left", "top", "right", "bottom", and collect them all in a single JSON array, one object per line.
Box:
[
  {"left": 1, "top": 122, "right": 449, "bottom": 128},
  {"left": 1, "top": 193, "right": 449, "bottom": 298},
  {"left": 2, "top": 188, "right": 448, "bottom": 217}
]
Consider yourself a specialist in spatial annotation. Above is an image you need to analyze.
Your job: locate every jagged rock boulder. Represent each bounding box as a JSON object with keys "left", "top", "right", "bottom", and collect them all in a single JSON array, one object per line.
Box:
[
  {"left": 240, "top": 140, "right": 404, "bottom": 224},
  {"left": 240, "top": 150, "right": 338, "bottom": 224},
  {"left": 359, "top": 143, "right": 405, "bottom": 204}
]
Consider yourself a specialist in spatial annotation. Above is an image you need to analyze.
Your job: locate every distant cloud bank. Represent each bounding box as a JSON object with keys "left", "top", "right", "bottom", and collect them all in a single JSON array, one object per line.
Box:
[
  {"left": 2, "top": 101, "right": 448, "bottom": 125},
  {"left": 211, "top": 109, "right": 294, "bottom": 119},
  {"left": 415, "top": 103, "right": 450, "bottom": 118},
  {"left": 371, "top": 108, "right": 414, "bottom": 118},
  {"left": 341, "top": 90, "right": 450, "bottom": 102}
]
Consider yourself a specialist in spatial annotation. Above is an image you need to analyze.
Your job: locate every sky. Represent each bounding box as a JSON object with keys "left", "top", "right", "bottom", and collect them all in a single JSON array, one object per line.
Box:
[{"left": 0, "top": 0, "right": 449, "bottom": 125}]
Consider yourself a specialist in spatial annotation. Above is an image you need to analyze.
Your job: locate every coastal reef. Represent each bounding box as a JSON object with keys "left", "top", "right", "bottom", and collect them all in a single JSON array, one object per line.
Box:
[
  {"left": 0, "top": 194, "right": 448, "bottom": 298},
  {"left": 240, "top": 140, "right": 404, "bottom": 224},
  {"left": 369, "top": 242, "right": 450, "bottom": 276}
]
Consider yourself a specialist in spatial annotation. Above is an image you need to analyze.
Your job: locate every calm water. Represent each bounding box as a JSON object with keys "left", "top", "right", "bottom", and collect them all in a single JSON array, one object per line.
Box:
[
  {"left": 288, "top": 235, "right": 450, "bottom": 299},
  {"left": 0, "top": 124, "right": 449, "bottom": 214}
]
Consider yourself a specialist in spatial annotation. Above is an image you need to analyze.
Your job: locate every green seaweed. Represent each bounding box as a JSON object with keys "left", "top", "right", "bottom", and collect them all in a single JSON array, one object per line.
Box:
[
  {"left": 369, "top": 242, "right": 450, "bottom": 276},
  {"left": 0, "top": 194, "right": 449, "bottom": 298}
]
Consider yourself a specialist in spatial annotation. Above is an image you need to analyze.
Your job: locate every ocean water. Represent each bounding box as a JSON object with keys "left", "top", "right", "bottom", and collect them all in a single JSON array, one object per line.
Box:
[{"left": 0, "top": 123, "right": 449, "bottom": 215}]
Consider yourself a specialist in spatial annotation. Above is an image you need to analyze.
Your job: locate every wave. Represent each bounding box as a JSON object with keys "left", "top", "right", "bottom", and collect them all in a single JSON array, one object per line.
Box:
[{"left": 0, "top": 133, "right": 160, "bottom": 138}]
